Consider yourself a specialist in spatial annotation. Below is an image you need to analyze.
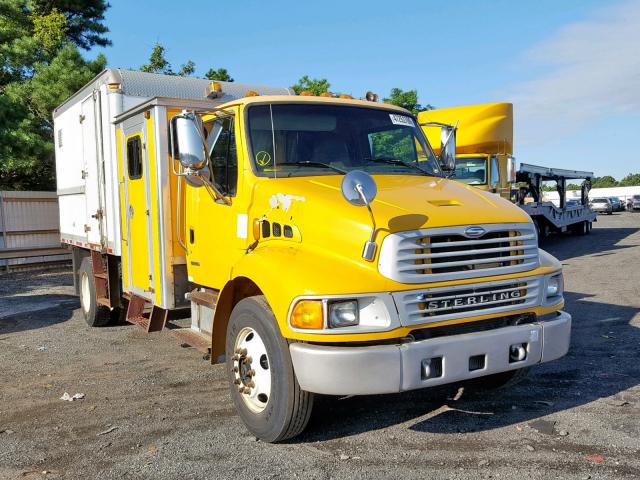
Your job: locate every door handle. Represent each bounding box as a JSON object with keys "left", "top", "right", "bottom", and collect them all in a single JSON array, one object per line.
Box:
[{"left": 129, "top": 205, "right": 134, "bottom": 217}]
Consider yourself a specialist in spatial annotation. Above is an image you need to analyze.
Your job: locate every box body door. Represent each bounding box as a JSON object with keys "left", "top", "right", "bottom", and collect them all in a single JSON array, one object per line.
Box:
[{"left": 81, "top": 93, "right": 105, "bottom": 247}]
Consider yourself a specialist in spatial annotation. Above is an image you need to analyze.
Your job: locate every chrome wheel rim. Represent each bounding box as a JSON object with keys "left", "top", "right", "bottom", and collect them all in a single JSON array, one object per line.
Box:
[
  {"left": 80, "top": 272, "right": 91, "bottom": 314},
  {"left": 233, "top": 327, "right": 271, "bottom": 413}
]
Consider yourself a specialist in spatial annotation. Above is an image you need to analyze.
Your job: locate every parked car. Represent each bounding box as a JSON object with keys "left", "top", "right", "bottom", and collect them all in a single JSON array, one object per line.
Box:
[
  {"left": 630, "top": 195, "right": 640, "bottom": 212},
  {"left": 590, "top": 197, "right": 613, "bottom": 214},
  {"left": 609, "top": 196, "right": 625, "bottom": 212},
  {"left": 566, "top": 199, "right": 581, "bottom": 208}
]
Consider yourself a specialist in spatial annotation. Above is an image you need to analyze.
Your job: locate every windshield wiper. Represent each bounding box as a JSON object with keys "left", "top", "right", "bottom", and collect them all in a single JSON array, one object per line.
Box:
[
  {"left": 368, "top": 157, "right": 431, "bottom": 176},
  {"left": 286, "top": 161, "right": 347, "bottom": 174}
]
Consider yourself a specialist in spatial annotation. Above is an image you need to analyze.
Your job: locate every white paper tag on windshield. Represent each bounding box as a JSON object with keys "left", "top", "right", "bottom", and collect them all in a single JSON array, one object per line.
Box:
[{"left": 389, "top": 114, "right": 414, "bottom": 127}]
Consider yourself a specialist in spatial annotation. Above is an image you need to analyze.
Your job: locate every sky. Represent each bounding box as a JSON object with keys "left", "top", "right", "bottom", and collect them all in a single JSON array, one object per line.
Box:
[{"left": 91, "top": 0, "right": 640, "bottom": 180}]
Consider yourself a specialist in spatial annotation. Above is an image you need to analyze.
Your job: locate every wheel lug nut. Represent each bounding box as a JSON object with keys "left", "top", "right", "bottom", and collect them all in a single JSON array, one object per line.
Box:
[
  {"left": 248, "top": 381, "right": 255, "bottom": 388},
  {"left": 233, "top": 379, "right": 240, "bottom": 385},
  {"left": 248, "top": 369, "right": 256, "bottom": 377},
  {"left": 246, "top": 356, "right": 253, "bottom": 363},
  {"left": 240, "top": 348, "right": 247, "bottom": 355},
  {"left": 233, "top": 366, "right": 239, "bottom": 373}
]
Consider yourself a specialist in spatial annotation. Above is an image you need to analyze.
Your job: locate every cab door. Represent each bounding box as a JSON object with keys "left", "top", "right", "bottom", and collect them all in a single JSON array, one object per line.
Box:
[
  {"left": 186, "top": 113, "right": 244, "bottom": 289},
  {"left": 123, "top": 125, "right": 154, "bottom": 297}
]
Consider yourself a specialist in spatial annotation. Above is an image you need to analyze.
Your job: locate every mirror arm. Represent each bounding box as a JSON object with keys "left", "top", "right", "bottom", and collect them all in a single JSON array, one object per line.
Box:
[
  {"left": 355, "top": 183, "right": 377, "bottom": 261},
  {"left": 198, "top": 172, "right": 231, "bottom": 206}
]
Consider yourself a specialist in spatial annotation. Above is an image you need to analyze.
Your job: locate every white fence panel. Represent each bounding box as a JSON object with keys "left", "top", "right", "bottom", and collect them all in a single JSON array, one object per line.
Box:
[{"left": 0, "top": 191, "right": 70, "bottom": 271}]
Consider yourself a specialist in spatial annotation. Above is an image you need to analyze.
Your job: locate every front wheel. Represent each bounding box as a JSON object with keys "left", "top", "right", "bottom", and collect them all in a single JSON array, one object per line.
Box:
[{"left": 226, "top": 296, "right": 313, "bottom": 442}]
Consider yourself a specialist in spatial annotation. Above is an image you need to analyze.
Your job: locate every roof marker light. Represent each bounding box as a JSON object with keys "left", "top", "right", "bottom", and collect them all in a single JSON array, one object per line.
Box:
[{"left": 206, "top": 82, "right": 223, "bottom": 99}]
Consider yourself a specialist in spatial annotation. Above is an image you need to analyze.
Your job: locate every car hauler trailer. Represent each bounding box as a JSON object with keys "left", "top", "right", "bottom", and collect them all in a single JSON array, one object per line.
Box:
[
  {"left": 418, "top": 103, "right": 596, "bottom": 242},
  {"left": 515, "top": 163, "right": 597, "bottom": 239},
  {"left": 55, "top": 70, "right": 572, "bottom": 442}
]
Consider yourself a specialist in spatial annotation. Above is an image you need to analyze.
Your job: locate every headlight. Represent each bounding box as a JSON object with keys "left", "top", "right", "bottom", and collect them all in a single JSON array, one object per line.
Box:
[
  {"left": 328, "top": 300, "right": 359, "bottom": 328},
  {"left": 546, "top": 274, "right": 563, "bottom": 299}
]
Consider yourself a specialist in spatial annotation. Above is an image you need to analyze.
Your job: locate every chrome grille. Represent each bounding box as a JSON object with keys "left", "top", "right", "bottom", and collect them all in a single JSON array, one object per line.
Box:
[
  {"left": 393, "top": 277, "right": 542, "bottom": 325},
  {"left": 378, "top": 223, "right": 539, "bottom": 283}
]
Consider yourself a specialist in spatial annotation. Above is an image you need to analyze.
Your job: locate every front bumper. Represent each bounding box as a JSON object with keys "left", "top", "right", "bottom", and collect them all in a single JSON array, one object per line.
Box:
[{"left": 290, "top": 311, "right": 571, "bottom": 395}]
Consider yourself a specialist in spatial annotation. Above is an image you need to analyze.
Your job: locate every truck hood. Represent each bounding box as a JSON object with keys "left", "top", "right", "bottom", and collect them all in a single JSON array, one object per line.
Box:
[
  {"left": 247, "top": 174, "right": 535, "bottom": 291},
  {"left": 251, "top": 174, "right": 531, "bottom": 233}
]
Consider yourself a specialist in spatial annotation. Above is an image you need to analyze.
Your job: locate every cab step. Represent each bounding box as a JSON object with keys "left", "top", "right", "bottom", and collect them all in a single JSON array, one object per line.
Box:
[
  {"left": 167, "top": 326, "right": 211, "bottom": 354},
  {"left": 125, "top": 294, "right": 168, "bottom": 333}
]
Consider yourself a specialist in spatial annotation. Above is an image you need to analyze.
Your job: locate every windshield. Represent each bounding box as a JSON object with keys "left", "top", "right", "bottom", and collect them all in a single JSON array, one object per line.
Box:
[
  {"left": 451, "top": 157, "right": 487, "bottom": 185},
  {"left": 633, "top": 195, "right": 640, "bottom": 200},
  {"left": 592, "top": 198, "right": 607, "bottom": 203},
  {"left": 247, "top": 103, "right": 441, "bottom": 177}
]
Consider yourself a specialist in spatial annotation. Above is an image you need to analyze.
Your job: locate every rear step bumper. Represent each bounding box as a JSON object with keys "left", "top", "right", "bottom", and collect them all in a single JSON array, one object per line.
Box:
[{"left": 290, "top": 311, "right": 571, "bottom": 395}]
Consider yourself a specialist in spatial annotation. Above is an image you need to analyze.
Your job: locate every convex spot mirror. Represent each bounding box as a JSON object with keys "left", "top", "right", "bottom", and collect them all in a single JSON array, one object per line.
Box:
[
  {"left": 171, "top": 112, "right": 208, "bottom": 171},
  {"left": 341, "top": 170, "right": 377, "bottom": 206}
]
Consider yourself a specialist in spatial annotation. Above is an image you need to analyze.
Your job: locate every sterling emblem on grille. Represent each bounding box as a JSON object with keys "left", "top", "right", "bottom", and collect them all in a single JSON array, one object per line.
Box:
[
  {"left": 423, "top": 290, "right": 522, "bottom": 311},
  {"left": 464, "top": 226, "right": 486, "bottom": 237}
]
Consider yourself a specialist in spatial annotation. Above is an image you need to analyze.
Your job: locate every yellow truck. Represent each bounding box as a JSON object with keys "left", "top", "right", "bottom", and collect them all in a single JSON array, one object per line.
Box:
[
  {"left": 55, "top": 70, "right": 570, "bottom": 442},
  {"left": 419, "top": 103, "right": 597, "bottom": 240},
  {"left": 418, "top": 102, "right": 515, "bottom": 199}
]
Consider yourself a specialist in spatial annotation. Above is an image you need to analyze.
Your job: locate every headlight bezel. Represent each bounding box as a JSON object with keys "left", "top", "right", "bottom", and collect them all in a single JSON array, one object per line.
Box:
[{"left": 288, "top": 294, "right": 397, "bottom": 334}]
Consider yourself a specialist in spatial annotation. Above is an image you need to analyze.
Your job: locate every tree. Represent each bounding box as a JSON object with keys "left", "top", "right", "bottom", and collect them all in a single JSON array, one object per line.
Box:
[
  {"left": 566, "top": 183, "right": 582, "bottom": 190},
  {"left": 592, "top": 176, "right": 618, "bottom": 188},
  {"left": 0, "top": 0, "right": 111, "bottom": 191},
  {"left": 619, "top": 173, "right": 640, "bottom": 187},
  {"left": 291, "top": 75, "right": 330, "bottom": 96},
  {"left": 30, "top": 0, "right": 111, "bottom": 50},
  {"left": 383, "top": 88, "right": 434, "bottom": 114},
  {"left": 139, "top": 42, "right": 195, "bottom": 76},
  {"left": 205, "top": 67, "right": 233, "bottom": 82}
]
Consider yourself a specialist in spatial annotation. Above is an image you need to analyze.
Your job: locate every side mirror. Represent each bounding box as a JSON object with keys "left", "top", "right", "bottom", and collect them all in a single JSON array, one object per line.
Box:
[
  {"left": 341, "top": 171, "right": 378, "bottom": 261},
  {"left": 171, "top": 112, "right": 208, "bottom": 171},
  {"left": 507, "top": 155, "right": 516, "bottom": 183},
  {"left": 439, "top": 124, "right": 456, "bottom": 172}
]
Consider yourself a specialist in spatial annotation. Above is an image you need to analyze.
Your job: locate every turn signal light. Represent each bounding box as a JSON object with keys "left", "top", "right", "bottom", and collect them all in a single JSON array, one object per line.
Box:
[
  {"left": 339, "top": 94, "right": 353, "bottom": 99},
  {"left": 365, "top": 91, "right": 379, "bottom": 102},
  {"left": 291, "top": 300, "right": 323, "bottom": 329},
  {"left": 299, "top": 91, "right": 314, "bottom": 96},
  {"left": 320, "top": 92, "right": 333, "bottom": 97},
  {"left": 245, "top": 90, "right": 260, "bottom": 97}
]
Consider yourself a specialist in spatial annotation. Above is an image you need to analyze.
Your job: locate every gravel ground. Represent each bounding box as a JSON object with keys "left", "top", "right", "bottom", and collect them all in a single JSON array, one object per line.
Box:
[{"left": 1, "top": 212, "right": 639, "bottom": 480}]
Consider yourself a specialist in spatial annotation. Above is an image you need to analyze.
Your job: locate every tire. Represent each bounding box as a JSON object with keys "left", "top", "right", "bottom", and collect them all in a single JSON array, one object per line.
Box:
[
  {"left": 570, "top": 221, "right": 587, "bottom": 235},
  {"left": 586, "top": 221, "right": 593, "bottom": 234},
  {"left": 226, "top": 296, "right": 313, "bottom": 442},
  {"left": 533, "top": 220, "right": 544, "bottom": 244},
  {"left": 466, "top": 367, "right": 530, "bottom": 392},
  {"left": 78, "top": 257, "right": 112, "bottom": 327}
]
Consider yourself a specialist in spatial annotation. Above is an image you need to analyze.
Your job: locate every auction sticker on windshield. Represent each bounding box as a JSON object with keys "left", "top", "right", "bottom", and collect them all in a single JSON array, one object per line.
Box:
[{"left": 389, "top": 114, "right": 415, "bottom": 127}]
